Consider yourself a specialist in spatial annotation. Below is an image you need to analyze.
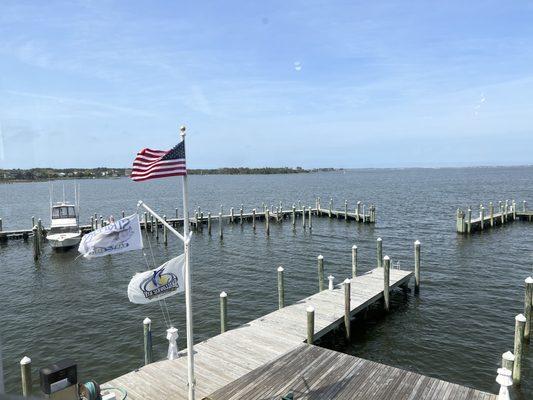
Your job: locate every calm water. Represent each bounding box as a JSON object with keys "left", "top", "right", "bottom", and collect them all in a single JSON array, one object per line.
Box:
[{"left": 0, "top": 167, "right": 532, "bottom": 397}]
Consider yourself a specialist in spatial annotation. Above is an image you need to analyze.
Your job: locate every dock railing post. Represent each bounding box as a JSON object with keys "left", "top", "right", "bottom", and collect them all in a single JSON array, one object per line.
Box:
[
  {"left": 143, "top": 317, "right": 153, "bottom": 365},
  {"left": 317, "top": 255, "right": 324, "bottom": 291},
  {"left": 307, "top": 306, "right": 315, "bottom": 345},
  {"left": 352, "top": 245, "right": 357, "bottom": 278},
  {"left": 383, "top": 256, "right": 391, "bottom": 312},
  {"left": 513, "top": 313, "right": 526, "bottom": 385},
  {"left": 278, "top": 266, "right": 285, "bottom": 309},
  {"left": 501, "top": 351, "right": 515, "bottom": 374},
  {"left": 20, "top": 356, "right": 31, "bottom": 397},
  {"left": 414, "top": 240, "right": 421, "bottom": 294},
  {"left": 265, "top": 209, "right": 270, "bottom": 236},
  {"left": 344, "top": 278, "right": 351, "bottom": 340},
  {"left": 524, "top": 277, "right": 533, "bottom": 342},
  {"left": 220, "top": 291, "right": 228, "bottom": 333},
  {"left": 218, "top": 212, "right": 223, "bottom": 239},
  {"left": 377, "top": 237, "right": 383, "bottom": 268}
]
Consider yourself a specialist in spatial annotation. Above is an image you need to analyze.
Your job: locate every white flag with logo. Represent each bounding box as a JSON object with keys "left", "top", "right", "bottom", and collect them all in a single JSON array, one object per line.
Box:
[
  {"left": 127, "top": 254, "right": 185, "bottom": 304},
  {"left": 78, "top": 214, "right": 143, "bottom": 258}
]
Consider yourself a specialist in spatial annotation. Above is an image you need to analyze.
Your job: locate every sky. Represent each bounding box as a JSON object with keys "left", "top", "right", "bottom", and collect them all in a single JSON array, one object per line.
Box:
[{"left": 1, "top": 0, "right": 533, "bottom": 169}]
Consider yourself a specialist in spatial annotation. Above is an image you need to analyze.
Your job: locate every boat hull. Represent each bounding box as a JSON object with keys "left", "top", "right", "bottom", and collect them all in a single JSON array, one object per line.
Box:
[{"left": 48, "top": 235, "right": 82, "bottom": 250}]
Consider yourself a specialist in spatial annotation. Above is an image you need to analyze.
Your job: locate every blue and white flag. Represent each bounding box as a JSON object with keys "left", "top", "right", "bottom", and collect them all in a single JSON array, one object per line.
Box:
[
  {"left": 78, "top": 214, "right": 143, "bottom": 258},
  {"left": 127, "top": 254, "right": 185, "bottom": 304}
]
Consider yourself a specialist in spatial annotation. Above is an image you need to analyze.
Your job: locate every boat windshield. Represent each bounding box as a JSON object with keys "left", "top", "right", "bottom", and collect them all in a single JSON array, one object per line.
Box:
[
  {"left": 52, "top": 206, "right": 76, "bottom": 219},
  {"left": 49, "top": 226, "right": 79, "bottom": 234}
]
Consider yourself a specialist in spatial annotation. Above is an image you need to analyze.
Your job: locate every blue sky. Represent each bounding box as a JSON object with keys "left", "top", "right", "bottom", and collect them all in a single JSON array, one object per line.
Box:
[{"left": 1, "top": 1, "right": 532, "bottom": 168}]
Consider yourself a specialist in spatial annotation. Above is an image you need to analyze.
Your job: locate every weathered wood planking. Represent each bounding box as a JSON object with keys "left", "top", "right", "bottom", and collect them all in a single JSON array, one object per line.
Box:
[
  {"left": 204, "top": 344, "right": 496, "bottom": 400},
  {"left": 104, "top": 268, "right": 412, "bottom": 399}
]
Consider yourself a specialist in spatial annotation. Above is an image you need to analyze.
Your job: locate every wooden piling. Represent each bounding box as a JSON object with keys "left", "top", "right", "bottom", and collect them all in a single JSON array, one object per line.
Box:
[
  {"left": 308, "top": 207, "right": 312, "bottom": 230},
  {"left": 480, "top": 205, "right": 485, "bottom": 230},
  {"left": 175, "top": 208, "right": 179, "bottom": 219},
  {"left": 143, "top": 317, "right": 153, "bottom": 365},
  {"left": 467, "top": 208, "right": 472, "bottom": 233},
  {"left": 278, "top": 266, "right": 285, "bottom": 309},
  {"left": 292, "top": 205, "right": 296, "bottom": 229},
  {"left": 156, "top": 215, "right": 160, "bottom": 240},
  {"left": 37, "top": 219, "right": 43, "bottom": 248},
  {"left": 356, "top": 201, "right": 361, "bottom": 222},
  {"left": 298, "top": 200, "right": 301, "bottom": 210},
  {"left": 265, "top": 209, "right": 270, "bottom": 236},
  {"left": 20, "top": 356, "right": 31, "bottom": 397},
  {"left": 199, "top": 212, "right": 204, "bottom": 231},
  {"left": 512, "top": 200, "right": 516, "bottom": 219},
  {"left": 163, "top": 216, "right": 168, "bottom": 245},
  {"left": 377, "top": 237, "right": 383, "bottom": 268},
  {"left": 220, "top": 292, "right": 228, "bottom": 333},
  {"left": 207, "top": 213, "right": 212, "bottom": 235},
  {"left": 302, "top": 206, "right": 306, "bottom": 229},
  {"left": 306, "top": 306, "right": 314, "bottom": 344},
  {"left": 219, "top": 212, "right": 223, "bottom": 239},
  {"left": 525, "top": 277, "right": 533, "bottom": 342},
  {"left": 90, "top": 216, "right": 94, "bottom": 230},
  {"left": 317, "top": 255, "right": 324, "bottom": 292},
  {"left": 352, "top": 245, "right": 357, "bottom": 278},
  {"left": 32, "top": 227, "right": 39, "bottom": 260},
  {"left": 252, "top": 209, "right": 256, "bottom": 231},
  {"left": 328, "top": 198, "right": 332, "bottom": 218},
  {"left": 383, "top": 256, "right": 391, "bottom": 312},
  {"left": 523, "top": 200, "right": 527, "bottom": 212},
  {"left": 230, "top": 207, "right": 234, "bottom": 223},
  {"left": 513, "top": 313, "right": 526, "bottom": 385},
  {"left": 328, "top": 275, "right": 335, "bottom": 290},
  {"left": 31, "top": 216, "right": 35, "bottom": 230},
  {"left": 143, "top": 212, "right": 148, "bottom": 231},
  {"left": 489, "top": 202, "right": 494, "bottom": 227},
  {"left": 344, "top": 278, "right": 351, "bottom": 340},
  {"left": 501, "top": 351, "right": 515, "bottom": 373},
  {"left": 414, "top": 240, "right": 421, "bottom": 293},
  {"left": 122, "top": 210, "right": 125, "bottom": 218},
  {"left": 94, "top": 213, "right": 98, "bottom": 229},
  {"left": 344, "top": 200, "right": 348, "bottom": 221},
  {"left": 240, "top": 205, "right": 244, "bottom": 225}
]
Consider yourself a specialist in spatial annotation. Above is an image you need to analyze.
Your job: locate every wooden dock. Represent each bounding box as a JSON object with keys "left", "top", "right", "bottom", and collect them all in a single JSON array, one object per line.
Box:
[
  {"left": 456, "top": 200, "right": 532, "bottom": 233},
  {"left": 104, "top": 268, "right": 421, "bottom": 399},
  {"left": 205, "top": 344, "right": 496, "bottom": 400}
]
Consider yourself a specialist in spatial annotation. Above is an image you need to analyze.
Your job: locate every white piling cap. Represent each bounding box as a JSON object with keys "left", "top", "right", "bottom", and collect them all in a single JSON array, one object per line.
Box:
[
  {"left": 220, "top": 291, "right": 227, "bottom": 298},
  {"left": 317, "top": 255, "right": 324, "bottom": 260},
  {"left": 343, "top": 278, "right": 351, "bottom": 284},
  {"left": 307, "top": 306, "right": 315, "bottom": 313},
  {"left": 352, "top": 245, "right": 357, "bottom": 249},
  {"left": 20, "top": 356, "right": 31, "bottom": 365},
  {"left": 277, "top": 266, "right": 284, "bottom": 272},
  {"left": 516, "top": 313, "right": 526, "bottom": 322},
  {"left": 502, "top": 351, "right": 515, "bottom": 361},
  {"left": 415, "top": 240, "right": 421, "bottom": 245},
  {"left": 377, "top": 237, "right": 382, "bottom": 242},
  {"left": 496, "top": 368, "right": 513, "bottom": 387},
  {"left": 525, "top": 276, "right": 533, "bottom": 284},
  {"left": 328, "top": 275, "right": 334, "bottom": 280},
  {"left": 383, "top": 255, "right": 390, "bottom": 261},
  {"left": 143, "top": 317, "right": 152, "bottom": 325}
]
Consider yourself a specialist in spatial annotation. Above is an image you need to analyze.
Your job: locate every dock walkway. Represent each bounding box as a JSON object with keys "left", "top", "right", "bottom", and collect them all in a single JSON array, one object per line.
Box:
[
  {"left": 105, "top": 268, "right": 412, "bottom": 399},
  {"left": 205, "top": 344, "right": 496, "bottom": 400}
]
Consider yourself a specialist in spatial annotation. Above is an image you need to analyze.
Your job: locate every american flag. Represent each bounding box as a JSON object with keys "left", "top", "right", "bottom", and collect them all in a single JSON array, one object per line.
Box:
[{"left": 131, "top": 141, "right": 187, "bottom": 182}]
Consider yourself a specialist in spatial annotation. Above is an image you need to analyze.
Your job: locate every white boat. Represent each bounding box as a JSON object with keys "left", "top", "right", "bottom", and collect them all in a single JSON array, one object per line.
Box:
[
  {"left": 47, "top": 184, "right": 82, "bottom": 250},
  {"left": 47, "top": 203, "right": 82, "bottom": 249}
]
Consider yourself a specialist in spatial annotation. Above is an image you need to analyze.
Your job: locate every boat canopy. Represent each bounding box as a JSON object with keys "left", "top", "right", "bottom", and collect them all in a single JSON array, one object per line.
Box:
[{"left": 52, "top": 205, "right": 76, "bottom": 219}]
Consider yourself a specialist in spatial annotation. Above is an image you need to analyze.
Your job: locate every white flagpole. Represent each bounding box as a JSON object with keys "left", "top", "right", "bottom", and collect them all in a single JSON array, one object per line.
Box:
[{"left": 180, "top": 125, "right": 195, "bottom": 400}]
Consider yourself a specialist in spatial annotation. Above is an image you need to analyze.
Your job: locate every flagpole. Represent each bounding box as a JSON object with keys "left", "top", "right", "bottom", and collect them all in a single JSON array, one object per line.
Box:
[{"left": 180, "top": 125, "right": 195, "bottom": 400}]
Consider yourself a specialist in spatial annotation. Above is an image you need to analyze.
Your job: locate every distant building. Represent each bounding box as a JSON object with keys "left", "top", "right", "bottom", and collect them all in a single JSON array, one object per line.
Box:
[{"left": 124, "top": 169, "right": 132, "bottom": 177}]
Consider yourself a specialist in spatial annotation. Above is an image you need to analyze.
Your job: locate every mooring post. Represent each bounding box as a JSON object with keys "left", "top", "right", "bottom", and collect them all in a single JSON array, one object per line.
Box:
[
  {"left": 31, "top": 216, "right": 35, "bottom": 230},
  {"left": 500, "top": 202, "right": 504, "bottom": 224},
  {"left": 496, "top": 367, "right": 513, "bottom": 400},
  {"left": 344, "top": 278, "right": 351, "bottom": 340},
  {"left": 94, "top": 213, "right": 98, "bottom": 229},
  {"left": 376, "top": 237, "right": 383, "bottom": 268},
  {"left": 32, "top": 227, "right": 39, "bottom": 261},
  {"left": 20, "top": 356, "right": 31, "bottom": 397},
  {"left": 220, "top": 291, "right": 228, "bottom": 333},
  {"left": 121, "top": 210, "right": 125, "bottom": 218},
  {"left": 489, "top": 202, "right": 494, "bottom": 227},
  {"left": 156, "top": 214, "right": 161, "bottom": 239},
  {"left": 480, "top": 205, "right": 485, "bottom": 230},
  {"left": 524, "top": 277, "right": 533, "bottom": 342},
  {"left": 505, "top": 200, "right": 509, "bottom": 222},
  {"left": 329, "top": 198, "right": 332, "bottom": 218},
  {"left": 523, "top": 200, "right": 527, "bottom": 212},
  {"left": 230, "top": 207, "right": 234, "bottom": 223},
  {"left": 307, "top": 306, "right": 315, "bottom": 344},
  {"left": 502, "top": 351, "right": 515, "bottom": 373},
  {"left": 37, "top": 218, "right": 43, "bottom": 244},
  {"left": 308, "top": 207, "right": 312, "bottom": 230},
  {"left": 513, "top": 313, "right": 526, "bottom": 385},
  {"left": 351, "top": 245, "right": 358, "bottom": 278},
  {"left": 162, "top": 215, "right": 168, "bottom": 245},
  {"left": 456, "top": 209, "right": 465, "bottom": 233},
  {"left": 207, "top": 212, "right": 212, "bottom": 235},
  {"left": 317, "top": 255, "right": 325, "bottom": 291},
  {"left": 298, "top": 200, "right": 301, "bottom": 210},
  {"left": 175, "top": 208, "right": 179, "bottom": 219},
  {"left": 252, "top": 209, "right": 256, "bottom": 231},
  {"left": 302, "top": 206, "right": 306, "bottom": 228},
  {"left": 143, "top": 317, "right": 153, "bottom": 365},
  {"left": 383, "top": 256, "right": 391, "bottom": 312},
  {"left": 90, "top": 216, "right": 94, "bottom": 230},
  {"left": 199, "top": 212, "right": 204, "bottom": 231},
  {"left": 362, "top": 204, "right": 366, "bottom": 222},
  {"left": 292, "top": 205, "right": 296, "bottom": 229},
  {"left": 317, "top": 197, "right": 321, "bottom": 215},
  {"left": 512, "top": 200, "right": 516, "bottom": 219},
  {"left": 328, "top": 275, "right": 335, "bottom": 290},
  {"left": 278, "top": 266, "right": 285, "bottom": 309},
  {"left": 218, "top": 212, "right": 223, "bottom": 239},
  {"left": 265, "top": 209, "right": 270, "bottom": 236},
  {"left": 467, "top": 208, "right": 472, "bottom": 233},
  {"left": 344, "top": 200, "right": 348, "bottom": 221},
  {"left": 240, "top": 205, "right": 244, "bottom": 225},
  {"left": 356, "top": 201, "right": 361, "bottom": 222},
  {"left": 414, "top": 240, "right": 421, "bottom": 293}
]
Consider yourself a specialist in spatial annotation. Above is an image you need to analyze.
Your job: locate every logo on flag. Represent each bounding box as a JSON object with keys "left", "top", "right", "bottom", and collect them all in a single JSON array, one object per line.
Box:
[
  {"left": 128, "top": 255, "right": 185, "bottom": 304},
  {"left": 78, "top": 214, "right": 143, "bottom": 258}
]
